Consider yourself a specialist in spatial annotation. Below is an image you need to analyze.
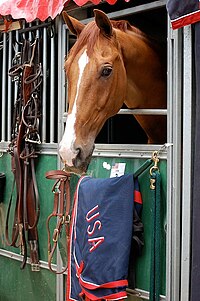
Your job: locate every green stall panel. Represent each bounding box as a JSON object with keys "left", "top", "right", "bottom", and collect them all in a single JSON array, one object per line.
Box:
[
  {"left": 0, "top": 153, "right": 58, "bottom": 300},
  {"left": 0, "top": 153, "right": 57, "bottom": 261},
  {"left": 0, "top": 256, "right": 56, "bottom": 301},
  {"left": 0, "top": 153, "right": 167, "bottom": 300}
]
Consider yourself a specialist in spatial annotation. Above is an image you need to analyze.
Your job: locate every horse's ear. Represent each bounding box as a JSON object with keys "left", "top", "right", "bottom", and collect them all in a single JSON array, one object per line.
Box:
[
  {"left": 94, "top": 9, "right": 113, "bottom": 37},
  {"left": 62, "top": 11, "right": 85, "bottom": 36}
]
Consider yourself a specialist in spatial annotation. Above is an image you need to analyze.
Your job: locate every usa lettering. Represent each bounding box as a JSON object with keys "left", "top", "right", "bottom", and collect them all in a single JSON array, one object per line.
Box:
[{"left": 86, "top": 205, "right": 105, "bottom": 252}]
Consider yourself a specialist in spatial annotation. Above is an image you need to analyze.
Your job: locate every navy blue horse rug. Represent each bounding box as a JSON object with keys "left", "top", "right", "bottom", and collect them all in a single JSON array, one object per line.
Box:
[{"left": 67, "top": 174, "right": 142, "bottom": 301}]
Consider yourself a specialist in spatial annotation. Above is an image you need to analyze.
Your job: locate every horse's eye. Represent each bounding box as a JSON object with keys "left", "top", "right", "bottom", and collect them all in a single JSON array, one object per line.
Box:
[{"left": 101, "top": 67, "right": 112, "bottom": 78}]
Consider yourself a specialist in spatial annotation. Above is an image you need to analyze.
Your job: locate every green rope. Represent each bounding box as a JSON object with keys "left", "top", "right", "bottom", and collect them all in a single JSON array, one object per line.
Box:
[{"left": 149, "top": 170, "right": 161, "bottom": 301}]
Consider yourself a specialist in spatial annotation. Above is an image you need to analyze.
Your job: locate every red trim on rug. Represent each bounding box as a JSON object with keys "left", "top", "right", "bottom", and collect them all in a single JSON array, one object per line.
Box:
[
  {"left": 80, "top": 287, "right": 127, "bottom": 301},
  {"left": 134, "top": 190, "right": 142, "bottom": 204},
  {"left": 171, "top": 10, "right": 200, "bottom": 29},
  {"left": 79, "top": 277, "right": 128, "bottom": 290}
]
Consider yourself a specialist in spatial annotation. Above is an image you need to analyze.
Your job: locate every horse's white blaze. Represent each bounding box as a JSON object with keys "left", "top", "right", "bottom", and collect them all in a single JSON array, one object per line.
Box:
[{"left": 59, "top": 50, "right": 89, "bottom": 165}]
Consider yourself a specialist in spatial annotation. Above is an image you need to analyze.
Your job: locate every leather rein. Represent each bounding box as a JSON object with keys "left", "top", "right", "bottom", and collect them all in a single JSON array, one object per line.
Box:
[{"left": 6, "top": 37, "right": 42, "bottom": 271}]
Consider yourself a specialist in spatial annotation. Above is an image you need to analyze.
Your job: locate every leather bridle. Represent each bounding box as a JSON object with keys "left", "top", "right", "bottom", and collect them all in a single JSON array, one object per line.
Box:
[
  {"left": 45, "top": 170, "right": 71, "bottom": 274},
  {"left": 6, "top": 37, "right": 42, "bottom": 271}
]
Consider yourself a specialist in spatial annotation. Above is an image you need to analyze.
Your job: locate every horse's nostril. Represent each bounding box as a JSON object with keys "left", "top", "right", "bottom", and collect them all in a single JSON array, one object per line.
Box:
[{"left": 75, "top": 147, "right": 82, "bottom": 157}]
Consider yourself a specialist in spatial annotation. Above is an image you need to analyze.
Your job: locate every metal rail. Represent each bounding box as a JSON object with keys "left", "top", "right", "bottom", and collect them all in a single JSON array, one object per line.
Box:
[
  {"left": 63, "top": 108, "right": 167, "bottom": 123},
  {"left": 118, "top": 108, "right": 167, "bottom": 115},
  {"left": 80, "top": 0, "right": 167, "bottom": 23},
  {"left": 127, "top": 288, "right": 166, "bottom": 300},
  {"left": 0, "top": 249, "right": 60, "bottom": 273}
]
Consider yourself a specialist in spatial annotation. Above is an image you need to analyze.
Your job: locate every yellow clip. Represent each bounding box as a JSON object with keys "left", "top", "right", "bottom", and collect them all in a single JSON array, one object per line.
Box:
[
  {"left": 150, "top": 151, "right": 159, "bottom": 176},
  {"left": 150, "top": 178, "right": 156, "bottom": 190}
]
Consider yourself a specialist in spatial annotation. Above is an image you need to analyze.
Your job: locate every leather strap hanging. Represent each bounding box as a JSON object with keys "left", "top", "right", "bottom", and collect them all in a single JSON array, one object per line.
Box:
[
  {"left": 45, "top": 170, "right": 71, "bottom": 274},
  {"left": 6, "top": 37, "right": 42, "bottom": 271}
]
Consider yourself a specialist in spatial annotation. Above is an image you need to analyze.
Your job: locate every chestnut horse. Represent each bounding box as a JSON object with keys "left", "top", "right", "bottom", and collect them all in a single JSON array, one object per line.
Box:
[{"left": 59, "top": 9, "right": 166, "bottom": 172}]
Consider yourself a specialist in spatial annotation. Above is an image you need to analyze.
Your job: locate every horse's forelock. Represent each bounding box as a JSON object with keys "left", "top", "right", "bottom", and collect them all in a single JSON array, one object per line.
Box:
[{"left": 67, "top": 22, "right": 99, "bottom": 60}]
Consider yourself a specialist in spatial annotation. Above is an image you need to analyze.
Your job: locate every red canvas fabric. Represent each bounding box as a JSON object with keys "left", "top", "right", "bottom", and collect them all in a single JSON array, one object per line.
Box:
[
  {"left": 0, "top": 0, "right": 130, "bottom": 22},
  {"left": 0, "top": 0, "right": 70, "bottom": 22},
  {"left": 73, "top": 0, "right": 118, "bottom": 6}
]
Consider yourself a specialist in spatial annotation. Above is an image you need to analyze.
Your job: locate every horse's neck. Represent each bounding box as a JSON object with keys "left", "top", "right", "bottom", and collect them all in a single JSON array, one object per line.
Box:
[
  {"left": 118, "top": 30, "right": 166, "bottom": 109},
  {"left": 117, "top": 30, "right": 167, "bottom": 144}
]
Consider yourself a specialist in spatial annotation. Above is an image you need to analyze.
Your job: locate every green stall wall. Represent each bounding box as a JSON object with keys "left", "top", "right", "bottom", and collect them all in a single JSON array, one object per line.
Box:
[
  {"left": 0, "top": 153, "right": 57, "bottom": 301},
  {"left": 0, "top": 153, "right": 166, "bottom": 301}
]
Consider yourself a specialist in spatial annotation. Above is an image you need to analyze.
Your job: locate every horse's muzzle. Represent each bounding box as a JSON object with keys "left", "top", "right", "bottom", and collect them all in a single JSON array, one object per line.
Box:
[
  {"left": 59, "top": 143, "right": 94, "bottom": 172},
  {"left": 59, "top": 144, "right": 79, "bottom": 167}
]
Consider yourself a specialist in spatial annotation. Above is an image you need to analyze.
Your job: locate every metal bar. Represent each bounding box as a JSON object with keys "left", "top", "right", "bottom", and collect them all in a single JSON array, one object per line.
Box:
[
  {"left": 14, "top": 31, "right": 20, "bottom": 102},
  {"left": 18, "top": 21, "right": 52, "bottom": 34},
  {"left": 62, "top": 108, "right": 167, "bottom": 123},
  {"left": 127, "top": 288, "right": 166, "bottom": 300},
  {"left": 1, "top": 33, "right": 7, "bottom": 142},
  {"left": 57, "top": 19, "right": 64, "bottom": 145},
  {"left": 28, "top": 22, "right": 32, "bottom": 40},
  {"left": 56, "top": 17, "right": 65, "bottom": 301},
  {"left": 62, "top": 25, "right": 67, "bottom": 114},
  {"left": 0, "top": 248, "right": 61, "bottom": 273},
  {"left": 93, "top": 143, "right": 167, "bottom": 159},
  {"left": 50, "top": 33, "right": 55, "bottom": 143},
  {"left": 42, "top": 27, "right": 47, "bottom": 142},
  {"left": 7, "top": 31, "right": 12, "bottom": 141},
  {"left": 35, "top": 19, "right": 40, "bottom": 38},
  {"left": 64, "top": 33, "right": 69, "bottom": 114},
  {"left": 180, "top": 25, "right": 192, "bottom": 301},
  {"left": 118, "top": 109, "right": 167, "bottom": 115},
  {"left": 0, "top": 141, "right": 168, "bottom": 158},
  {"left": 166, "top": 18, "right": 174, "bottom": 301},
  {"left": 80, "top": 0, "right": 167, "bottom": 24},
  {"left": 166, "top": 18, "right": 182, "bottom": 301}
]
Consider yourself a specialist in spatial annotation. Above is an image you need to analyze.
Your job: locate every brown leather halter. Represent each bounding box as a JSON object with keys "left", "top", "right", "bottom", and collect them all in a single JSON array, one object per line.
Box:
[
  {"left": 45, "top": 170, "right": 71, "bottom": 274},
  {"left": 6, "top": 38, "right": 42, "bottom": 271}
]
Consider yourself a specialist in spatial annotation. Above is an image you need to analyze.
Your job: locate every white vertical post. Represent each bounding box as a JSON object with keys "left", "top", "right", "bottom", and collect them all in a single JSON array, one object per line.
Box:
[
  {"left": 50, "top": 33, "right": 55, "bottom": 143},
  {"left": 1, "top": 33, "right": 7, "bottom": 142},
  {"left": 7, "top": 31, "right": 13, "bottom": 141},
  {"left": 42, "top": 27, "right": 47, "bottom": 142},
  {"left": 56, "top": 17, "right": 65, "bottom": 301},
  {"left": 166, "top": 18, "right": 182, "bottom": 301},
  {"left": 180, "top": 25, "right": 192, "bottom": 301}
]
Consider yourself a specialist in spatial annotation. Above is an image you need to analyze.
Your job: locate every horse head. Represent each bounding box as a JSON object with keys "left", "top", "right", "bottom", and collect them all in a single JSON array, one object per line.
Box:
[{"left": 59, "top": 10, "right": 127, "bottom": 172}]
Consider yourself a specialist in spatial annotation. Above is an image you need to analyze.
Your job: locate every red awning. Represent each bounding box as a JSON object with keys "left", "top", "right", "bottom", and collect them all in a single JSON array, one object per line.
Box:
[
  {"left": 0, "top": 0, "right": 126, "bottom": 22},
  {"left": 0, "top": 0, "right": 70, "bottom": 22},
  {"left": 72, "top": 0, "right": 118, "bottom": 6}
]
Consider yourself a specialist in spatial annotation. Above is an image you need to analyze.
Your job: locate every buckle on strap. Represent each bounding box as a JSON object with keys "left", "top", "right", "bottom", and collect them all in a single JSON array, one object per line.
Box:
[
  {"left": 65, "top": 214, "right": 71, "bottom": 224},
  {"left": 31, "top": 263, "right": 40, "bottom": 272},
  {"left": 18, "top": 223, "right": 25, "bottom": 255},
  {"left": 52, "top": 214, "right": 66, "bottom": 242},
  {"left": 53, "top": 228, "right": 59, "bottom": 243}
]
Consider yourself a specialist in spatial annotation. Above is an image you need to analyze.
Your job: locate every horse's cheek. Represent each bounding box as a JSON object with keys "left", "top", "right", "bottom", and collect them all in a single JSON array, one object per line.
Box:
[{"left": 113, "top": 69, "right": 126, "bottom": 104}]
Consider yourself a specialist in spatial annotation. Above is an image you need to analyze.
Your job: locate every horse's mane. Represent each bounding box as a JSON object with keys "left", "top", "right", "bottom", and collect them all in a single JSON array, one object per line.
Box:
[
  {"left": 111, "top": 20, "right": 145, "bottom": 36},
  {"left": 66, "top": 20, "right": 143, "bottom": 57},
  {"left": 65, "top": 19, "right": 158, "bottom": 72}
]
